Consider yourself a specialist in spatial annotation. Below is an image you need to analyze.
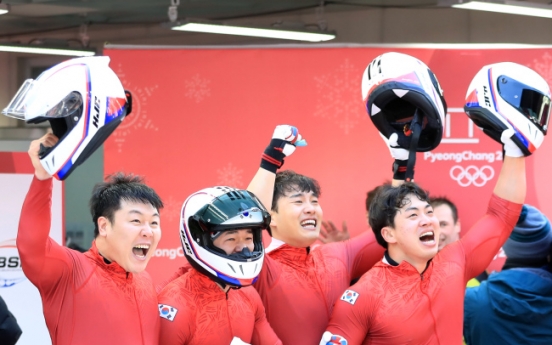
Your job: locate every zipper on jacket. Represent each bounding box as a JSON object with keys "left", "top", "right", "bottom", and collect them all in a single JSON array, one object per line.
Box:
[{"left": 224, "top": 291, "right": 234, "bottom": 340}]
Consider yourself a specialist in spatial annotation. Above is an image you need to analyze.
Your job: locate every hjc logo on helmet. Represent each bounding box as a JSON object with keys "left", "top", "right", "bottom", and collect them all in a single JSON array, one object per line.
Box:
[
  {"left": 483, "top": 86, "right": 492, "bottom": 107},
  {"left": 92, "top": 95, "right": 101, "bottom": 128}
]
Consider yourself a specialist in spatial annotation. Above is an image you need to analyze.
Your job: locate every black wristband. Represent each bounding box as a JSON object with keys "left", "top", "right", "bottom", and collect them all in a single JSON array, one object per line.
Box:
[
  {"left": 261, "top": 139, "right": 286, "bottom": 173},
  {"left": 392, "top": 159, "right": 409, "bottom": 180}
]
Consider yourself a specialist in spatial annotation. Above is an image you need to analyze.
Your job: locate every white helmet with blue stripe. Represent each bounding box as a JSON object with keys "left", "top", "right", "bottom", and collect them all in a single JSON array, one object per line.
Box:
[
  {"left": 2, "top": 56, "right": 131, "bottom": 180},
  {"left": 180, "top": 186, "right": 270, "bottom": 288},
  {"left": 464, "top": 62, "right": 551, "bottom": 155}
]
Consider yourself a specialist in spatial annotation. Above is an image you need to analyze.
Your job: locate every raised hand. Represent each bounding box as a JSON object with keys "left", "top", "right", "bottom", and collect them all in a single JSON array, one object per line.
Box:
[
  {"left": 261, "top": 125, "right": 307, "bottom": 173},
  {"left": 28, "top": 133, "right": 58, "bottom": 180},
  {"left": 380, "top": 132, "right": 408, "bottom": 161},
  {"left": 501, "top": 129, "right": 525, "bottom": 158},
  {"left": 319, "top": 220, "right": 350, "bottom": 244}
]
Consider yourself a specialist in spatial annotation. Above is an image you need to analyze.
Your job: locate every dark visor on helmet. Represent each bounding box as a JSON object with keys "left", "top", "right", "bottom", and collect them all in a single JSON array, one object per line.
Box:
[
  {"left": 497, "top": 75, "right": 551, "bottom": 134},
  {"left": 193, "top": 191, "right": 270, "bottom": 233}
]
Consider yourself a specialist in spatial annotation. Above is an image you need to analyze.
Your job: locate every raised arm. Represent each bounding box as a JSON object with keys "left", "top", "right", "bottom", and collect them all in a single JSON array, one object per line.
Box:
[
  {"left": 456, "top": 61, "right": 552, "bottom": 280},
  {"left": 461, "top": 153, "right": 524, "bottom": 279},
  {"left": 460, "top": 108, "right": 528, "bottom": 279},
  {"left": 342, "top": 231, "right": 385, "bottom": 280},
  {"left": 248, "top": 168, "right": 276, "bottom": 213},
  {"left": 17, "top": 133, "right": 73, "bottom": 288},
  {"left": 493, "top": 155, "right": 525, "bottom": 203}
]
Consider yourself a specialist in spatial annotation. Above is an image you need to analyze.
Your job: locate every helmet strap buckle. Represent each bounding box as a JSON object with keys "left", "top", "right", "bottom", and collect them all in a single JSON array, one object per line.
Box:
[{"left": 405, "top": 109, "right": 423, "bottom": 182}]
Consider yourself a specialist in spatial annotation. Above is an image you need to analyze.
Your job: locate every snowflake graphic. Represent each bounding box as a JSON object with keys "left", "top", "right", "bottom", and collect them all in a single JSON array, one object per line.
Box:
[
  {"left": 314, "top": 59, "right": 364, "bottom": 134},
  {"left": 113, "top": 64, "right": 159, "bottom": 153},
  {"left": 530, "top": 52, "right": 552, "bottom": 86},
  {"left": 216, "top": 163, "right": 244, "bottom": 188},
  {"left": 185, "top": 74, "right": 211, "bottom": 103},
  {"left": 161, "top": 196, "right": 182, "bottom": 223}
]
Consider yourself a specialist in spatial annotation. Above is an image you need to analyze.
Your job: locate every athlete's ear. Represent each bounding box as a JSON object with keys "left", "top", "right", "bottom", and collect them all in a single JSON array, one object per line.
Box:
[
  {"left": 269, "top": 210, "right": 277, "bottom": 228},
  {"left": 454, "top": 219, "right": 461, "bottom": 235},
  {"left": 381, "top": 226, "right": 397, "bottom": 245},
  {"left": 97, "top": 216, "right": 109, "bottom": 237}
]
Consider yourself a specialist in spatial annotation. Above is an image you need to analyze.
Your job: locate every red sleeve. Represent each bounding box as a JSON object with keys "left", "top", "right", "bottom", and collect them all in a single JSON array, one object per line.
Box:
[
  {"left": 17, "top": 177, "right": 73, "bottom": 290},
  {"left": 156, "top": 263, "right": 192, "bottom": 293},
  {"left": 339, "top": 231, "right": 385, "bottom": 280},
  {"left": 249, "top": 288, "right": 282, "bottom": 345},
  {"left": 253, "top": 253, "right": 280, "bottom": 295},
  {"left": 323, "top": 289, "right": 372, "bottom": 345},
  {"left": 460, "top": 194, "right": 522, "bottom": 281},
  {"left": 158, "top": 284, "right": 192, "bottom": 345}
]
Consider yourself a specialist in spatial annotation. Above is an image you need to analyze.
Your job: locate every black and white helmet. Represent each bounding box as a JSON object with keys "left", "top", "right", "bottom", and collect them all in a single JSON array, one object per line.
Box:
[
  {"left": 180, "top": 186, "right": 270, "bottom": 287},
  {"left": 362, "top": 52, "right": 447, "bottom": 152}
]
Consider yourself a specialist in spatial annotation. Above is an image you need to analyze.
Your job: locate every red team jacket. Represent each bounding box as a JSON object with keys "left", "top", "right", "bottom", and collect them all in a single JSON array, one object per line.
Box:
[
  {"left": 17, "top": 178, "right": 160, "bottom": 345},
  {"left": 255, "top": 231, "right": 385, "bottom": 345},
  {"left": 157, "top": 269, "right": 282, "bottom": 345},
  {"left": 324, "top": 194, "right": 521, "bottom": 345}
]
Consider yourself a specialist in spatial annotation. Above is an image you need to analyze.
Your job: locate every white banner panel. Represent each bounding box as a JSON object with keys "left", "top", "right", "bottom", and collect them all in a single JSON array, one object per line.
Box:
[{"left": 0, "top": 171, "right": 63, "bottom": 345}]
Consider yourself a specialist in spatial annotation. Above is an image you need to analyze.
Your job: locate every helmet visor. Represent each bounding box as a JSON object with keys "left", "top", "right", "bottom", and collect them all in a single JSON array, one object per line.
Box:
[
  {"left": 193, "top": 191, "right": 270, "bottom": 233},
  {"left": 2, "top": 79, "right": 83, "bottom": 121},
  {"left": 498, "top": 75, "right": 551, "bottom": 134},
  {"left": 2, "top": 79, "right": 34, "bottom": 120}
]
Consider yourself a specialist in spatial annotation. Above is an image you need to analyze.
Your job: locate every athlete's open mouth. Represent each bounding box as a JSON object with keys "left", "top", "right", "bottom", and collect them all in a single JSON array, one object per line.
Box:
[
  {"left": 133, "top": 244, "right": 150, "bottom": 258},
  {"left": 300, "top": 219, "right": 317, "bottom": 230},
  {"left": 419, "top": 231, "right": 435, "bottom": 243}
]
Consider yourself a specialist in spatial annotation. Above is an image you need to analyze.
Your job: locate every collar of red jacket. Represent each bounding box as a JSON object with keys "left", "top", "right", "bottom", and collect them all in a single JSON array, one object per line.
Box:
[
  {"left": 85, "top": 241, "right": 133, "bottom": 281},
  {"left": 380, "top": 253, "right": 434, "bottom": 278},
  {"left": 268, "top": 243, "right": 310, "bottom": 268}
]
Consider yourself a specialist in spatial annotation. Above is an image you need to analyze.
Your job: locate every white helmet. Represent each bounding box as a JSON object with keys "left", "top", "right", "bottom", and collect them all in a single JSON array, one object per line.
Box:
[
  {"left": 2, "top": 56, "right": 131, "bottom": 180},
  {"left": 180, "top": 186, "right": 270, "bottom": 287},
  {"left": 464, "top": 62, "right": 551, "bottom": 155},
  {"left": 362, "top": 52, "right": 447, "bottom": 152}
]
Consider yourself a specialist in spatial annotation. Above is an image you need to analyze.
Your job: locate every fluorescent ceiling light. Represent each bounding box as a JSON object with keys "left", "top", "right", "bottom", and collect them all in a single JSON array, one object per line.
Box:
[
  {"left": 452, "top": 1, "right": 552, "bottom": 18},
  {"left": 0, "top": 44, "right": 95, "bottom": 56},
  {"left": 0, "top": 3, "right": 9, "bottom": 15},
  {"left": 171, "top": 22, "right": 335, "bottom": 42}
]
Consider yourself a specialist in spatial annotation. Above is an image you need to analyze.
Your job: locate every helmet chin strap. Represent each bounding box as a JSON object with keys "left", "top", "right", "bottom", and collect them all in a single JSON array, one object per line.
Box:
[{"left": 405, "top": 108, "right": 423, "bottom": 182}]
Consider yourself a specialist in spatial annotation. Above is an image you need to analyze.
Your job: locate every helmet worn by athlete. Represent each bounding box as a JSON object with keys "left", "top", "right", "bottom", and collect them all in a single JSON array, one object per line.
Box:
[
  {"left": 464, "top": 62, "right": 551, "bottom": 156},
  {"left": 361, "top": 52, "right": 447, "bottom": 181},
  {"left": 180, "top": 186, "right": 271, "bottom": 288},
  {"left": 2, "top": 56, "right": 132, "bottom": 180}
]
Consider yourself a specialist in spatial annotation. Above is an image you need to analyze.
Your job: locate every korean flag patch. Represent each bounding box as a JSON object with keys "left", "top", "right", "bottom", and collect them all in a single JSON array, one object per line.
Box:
[
  {"left": 158, "top": 304, "right": 178, "bottom": 321},
  {"left": 340, "top": 289, "right": 359, "bottom": 305}
]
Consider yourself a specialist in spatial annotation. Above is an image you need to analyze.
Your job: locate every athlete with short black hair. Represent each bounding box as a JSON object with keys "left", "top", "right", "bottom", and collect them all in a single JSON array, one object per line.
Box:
[
  {"left": 246, "top": 125, "right": 385, "bottom": 345},
  {"left": 19, "top": 134, "right": 163, "bottom": 345}
]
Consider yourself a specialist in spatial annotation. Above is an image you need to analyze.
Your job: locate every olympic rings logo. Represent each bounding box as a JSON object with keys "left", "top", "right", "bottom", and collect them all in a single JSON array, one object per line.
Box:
[{"left": 449, "top": 165, "right": 495, "bottom": 187}]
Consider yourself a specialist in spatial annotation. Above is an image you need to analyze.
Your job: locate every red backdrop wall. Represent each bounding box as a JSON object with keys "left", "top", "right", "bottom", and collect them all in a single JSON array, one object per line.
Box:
[{"left": 103, "top": 46, "right": 552, "bottom": 284}]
